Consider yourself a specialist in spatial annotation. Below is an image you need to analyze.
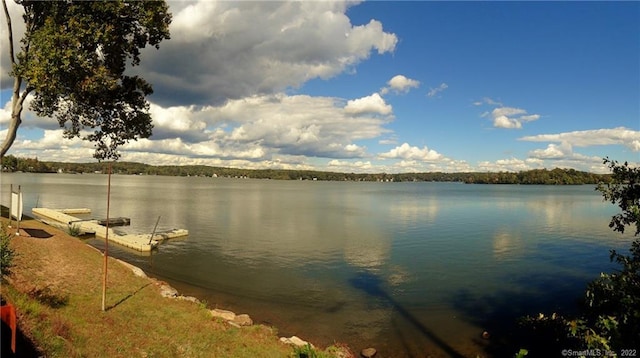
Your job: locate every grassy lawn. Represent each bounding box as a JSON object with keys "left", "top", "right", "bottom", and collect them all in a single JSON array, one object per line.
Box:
[{"left": 1, "top": 217, "right": 347, "bottom": 357}]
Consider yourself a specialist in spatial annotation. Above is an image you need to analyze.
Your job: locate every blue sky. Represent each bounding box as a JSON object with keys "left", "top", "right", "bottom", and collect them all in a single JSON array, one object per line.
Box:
[{"left": 1, "top": 1, "right": 638, "bottom": 173}]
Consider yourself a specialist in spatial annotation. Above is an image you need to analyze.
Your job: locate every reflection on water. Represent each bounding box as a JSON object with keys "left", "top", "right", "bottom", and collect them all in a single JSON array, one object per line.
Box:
[
  {"left": 1, "top": 174, "right": 634, "bottom": 357},
  {"left": 492, "top": 228, "right": 524, "bottom": 261}
]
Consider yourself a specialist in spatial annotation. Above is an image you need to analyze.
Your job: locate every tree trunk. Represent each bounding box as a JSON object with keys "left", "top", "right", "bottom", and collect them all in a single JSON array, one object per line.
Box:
[
  {"left": 0, "top": 77, "right": 27, "bottom": 158},
  {"left": 0, "top": 0, "right": 24, "bottom": 158}
]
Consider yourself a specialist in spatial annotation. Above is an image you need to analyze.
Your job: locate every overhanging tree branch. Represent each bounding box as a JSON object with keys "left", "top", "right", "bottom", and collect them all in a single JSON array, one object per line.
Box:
[
  {"left": 1, "top": 0, "right": 27, "bottom": 158},
  {"left": 1, "top": 0, "right": 171, "bottom": 160},
  {"left": 2, "top": 0, "right": 14, "bottom": 64}
]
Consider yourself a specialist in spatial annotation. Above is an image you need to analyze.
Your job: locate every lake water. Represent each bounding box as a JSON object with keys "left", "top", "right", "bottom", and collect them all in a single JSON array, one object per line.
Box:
[{"left": 1, "top": 172, "right": 633, "bottom": 357}]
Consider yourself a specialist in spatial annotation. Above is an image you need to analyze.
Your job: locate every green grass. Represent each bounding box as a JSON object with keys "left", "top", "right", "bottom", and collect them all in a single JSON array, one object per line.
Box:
[
  {"left": 66, "top": 224, "right": 81, "bottom": 237},
  {"left": 1, "top": 218, "right": 354, "bottom": 357}
]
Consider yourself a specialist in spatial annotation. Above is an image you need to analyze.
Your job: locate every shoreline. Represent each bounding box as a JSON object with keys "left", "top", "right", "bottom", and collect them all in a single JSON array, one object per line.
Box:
[
  {"left": 1, "top": 215, "right": 353, "bottom": 357},
  {"left": 109, "top": 253, "right": 325, "bottom": 351}
]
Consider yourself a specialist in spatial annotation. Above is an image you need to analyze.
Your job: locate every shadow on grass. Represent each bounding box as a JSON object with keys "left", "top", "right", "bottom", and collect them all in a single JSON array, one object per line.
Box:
[
  {"left": 21, "top": 228, "right": 53, "bottom": 239},
  {"left": 1, "top": 319, "right": 42, "bottom": 358},
  {"left": 27, "top": 287, "right": 68, "bottom": 309},
  {"left": 106, "top": 283, "right": 152, "bottom": 311},
  {"left": 349, "top": 271, "right": 466, "bottom": 358}
]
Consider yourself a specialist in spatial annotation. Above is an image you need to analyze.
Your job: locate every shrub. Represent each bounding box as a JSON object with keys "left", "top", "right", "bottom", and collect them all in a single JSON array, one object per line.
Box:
[{"left": 1, "top": 224, "right": 16, "bottom": 277}]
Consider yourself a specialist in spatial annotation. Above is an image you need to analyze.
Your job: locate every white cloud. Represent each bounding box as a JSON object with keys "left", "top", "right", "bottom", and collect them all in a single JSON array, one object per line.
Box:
[
  {"left": 0, "top": 0, "right": 26, "bottom": 89},
  {"left": 483, "top": 106, "right": 541, "bottom": 129},
  {"left": 474, "top": 99, "right": 540, "bottom": 129},
  {"left": 327, "top": 159, "right": 374, "bottom": 173},
  {"left": 474, "top": 97, "right": 503, "bottom": 106},
  {"left": 529, "top": 143, "right": 572, "bottom": 159},
  {"left": 381, "top": 75, "right": 420, "bottom": 94},
  {"left": 493, "top": 115, "right": 522, "bottom": 129},
  {"left": 344, "top": 93, "right": 393, "bottom": 116},
  {"left": 378, "top": 143, "right": 444, "bottom": 162},
  {"left": 427, "top": 83, "right": 448, "bottom": 98},
  {"left": 4, "top": 91, "right": 393, "bottom": 165},
  {"left": 1, "top": 95, "right": 60, "bottom": 131},
  {"left": 148, "top": 104, "right": 212, "bottom": 142},
  {"left": 474, "top": 155, "right": 615, "bottom": 174},
  {"left": 493, "top": 107, "right": 526, "bottom": 118},
  {"left": 520, "top": 127, "right": 640, "bottom": 152},
  {"left": 146, "top": 93, "right": 389, "bottom": 160},
  {"left": 378, "top": 137, "right": 398, "bottom": 145},
  {"left": 137, "top": 1, "right": 398, "bottom": 106},
  {"left": 477, "top": 158, "right": 544, "bottom": 172}
]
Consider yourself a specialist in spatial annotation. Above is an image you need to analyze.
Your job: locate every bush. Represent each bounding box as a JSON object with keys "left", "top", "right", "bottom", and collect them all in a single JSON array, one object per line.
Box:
[
  {"left": 1, "top": 224, "right": 16, "bottom": 277},
  {"left": 520, "top": 159, "right": 640, "bottom": 352},
  {"left": 579, "top": 158, "right": 640, "bottom": 349}
]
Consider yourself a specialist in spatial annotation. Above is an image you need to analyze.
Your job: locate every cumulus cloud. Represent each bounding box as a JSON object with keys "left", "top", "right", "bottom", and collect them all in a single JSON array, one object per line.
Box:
[
  {"left": 0, "top": 0, "right": 401, "bottom": 171},
  {"left": 0, "top": 1, "right": 26, "bottom": 90},
  {"left": 380, "top": 75, "right": 420, "bottom": 95},
  {"left": 529, "top": 143, "right": 573, "bottom": 159},
  {"left": 378, "top": 143, "right": 444, "bottom": 162},
  {"left": 427, "top": 83, "right": 448, "bottom": 98},
  {"left": 327, "top": 159, "right": 374, "bottom": 173},
  {"left": 344, "top": 93, "right": 393, "bottom": 116},
  {"left": 141, "top": 93, "right": 388, "bottom": 160},
  {"left": 148, "top": 104, "right": 212, "bottom": 143},
  {"left": 477, "top": 102, "right": 540, "bottom": 129},
  {"left": 1, "top": 95, "right": 60, "bottom": 131},
  {"left": 520, "top": 127, "right": 640, "bottom": 152},
  {"left": 477, "top": 158, "right": 544, "bottom": 172},
  {"left": 136, "top": 1, "right": 398, "bottom": 106},
  {"left": 489, "top": 107, "right": 540, "bottom": 129}
]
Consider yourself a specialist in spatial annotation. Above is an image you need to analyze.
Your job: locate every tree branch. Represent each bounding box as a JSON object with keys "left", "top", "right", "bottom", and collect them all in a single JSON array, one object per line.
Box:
[{"left": 1, "top": 0, "right": 15, "bottom": 65}]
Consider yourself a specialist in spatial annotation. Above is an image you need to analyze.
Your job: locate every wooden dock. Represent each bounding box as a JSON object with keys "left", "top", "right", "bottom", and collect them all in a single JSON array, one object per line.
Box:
[{"left": 32, "top": 208, "right": 188, "bottom": 252}]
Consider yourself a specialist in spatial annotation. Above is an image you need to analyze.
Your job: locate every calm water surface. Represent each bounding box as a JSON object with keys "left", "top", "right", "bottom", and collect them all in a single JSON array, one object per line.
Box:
[{"left": 1, "top": 173, "right": 633, "bottom": 357}]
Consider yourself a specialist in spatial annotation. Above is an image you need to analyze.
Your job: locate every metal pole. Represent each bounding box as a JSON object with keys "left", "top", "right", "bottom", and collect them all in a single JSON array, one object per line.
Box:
[
  {"left": 148, "top": 215, "right": 161, "bottom": 245},
  {"left": 101, "top": 162, "right": 112, "bottom": 312}
]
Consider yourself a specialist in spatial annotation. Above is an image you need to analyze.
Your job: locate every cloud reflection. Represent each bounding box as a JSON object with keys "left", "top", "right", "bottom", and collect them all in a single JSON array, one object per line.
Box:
[{"left": 492, "top": 229, "right": 524, "bottom": 261}]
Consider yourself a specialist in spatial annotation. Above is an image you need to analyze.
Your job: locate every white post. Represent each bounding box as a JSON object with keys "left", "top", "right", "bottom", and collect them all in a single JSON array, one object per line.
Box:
[
  {"left": 8, "top": 184, "right": 13, "bottom": 228},
  {"left": 16, "top": 185, "right": 20, "bottom": 235}
]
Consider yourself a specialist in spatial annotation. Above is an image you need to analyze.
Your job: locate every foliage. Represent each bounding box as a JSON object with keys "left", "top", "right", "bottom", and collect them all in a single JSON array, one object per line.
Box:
[
  {"left": 577, "top": 158, "right": 640, "bottom": 349},
  {"left": 597, "top": 158, "right": 640, "bottom": 236},
  {"left": 518, "top": 312, "right": 581, "bottom": 355},
  {"left": 293, "top": 344, "right": 324, "bottom": 358},
  {"left": 67, "top": 224, "right": 81, "bottom": 237},
  {"left": 1, "top": 0, "right": 171, "bottom": 160},
  {"left": 1, "top": 224, "right": 16, "bottom": 277},
  {"left": 1, "top": 155, "right": 612, "bottom": 185},
  {"left": 519, "top": 158, "right": 640, "bottom": 353}
]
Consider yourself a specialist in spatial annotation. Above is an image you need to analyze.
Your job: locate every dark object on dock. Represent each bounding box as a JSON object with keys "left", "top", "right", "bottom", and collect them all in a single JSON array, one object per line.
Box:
[{"left": 97, "top": 217, "right": 131, "bottom": 227}]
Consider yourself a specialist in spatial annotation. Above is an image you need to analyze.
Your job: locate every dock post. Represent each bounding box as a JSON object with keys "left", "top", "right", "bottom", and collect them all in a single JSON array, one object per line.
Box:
[
  {"left": 8, "top": 184, "right": 12, "bottom": 228},
  {"left": 16, "top": 185, "right": 21, "bottom": 235}
]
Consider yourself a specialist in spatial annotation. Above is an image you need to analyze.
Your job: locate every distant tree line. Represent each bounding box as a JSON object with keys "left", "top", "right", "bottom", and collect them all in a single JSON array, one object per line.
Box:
[{"left": 1, "top": 155, "right": 611, "bottom": 185}]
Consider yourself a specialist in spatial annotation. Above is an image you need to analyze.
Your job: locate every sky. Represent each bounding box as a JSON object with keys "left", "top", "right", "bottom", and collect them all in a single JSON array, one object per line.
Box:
[{"left": 1, "top": 1, "right": 639, "bottom": 174}]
